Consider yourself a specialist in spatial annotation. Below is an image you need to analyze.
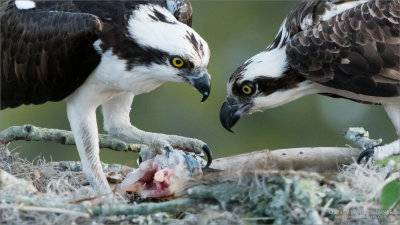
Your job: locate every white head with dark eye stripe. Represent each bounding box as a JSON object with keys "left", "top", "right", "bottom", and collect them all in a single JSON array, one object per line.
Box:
[
  {"left": 128, "top": 5, "right": 210, "bottom": 65},
  {"left": 220, "top": 47, "right": 317, "bottom": 132},
  {"left": 123, "top": 4, "right": 211, "bottom": 101}
]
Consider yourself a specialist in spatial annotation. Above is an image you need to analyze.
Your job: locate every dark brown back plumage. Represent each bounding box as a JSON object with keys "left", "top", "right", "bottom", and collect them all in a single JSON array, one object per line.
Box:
[
  {"left": 1, "top": 1, "right": 103, "bottom": 109},
  {"left": 286, "top": 0, "right": 400, "bottom": 97}
]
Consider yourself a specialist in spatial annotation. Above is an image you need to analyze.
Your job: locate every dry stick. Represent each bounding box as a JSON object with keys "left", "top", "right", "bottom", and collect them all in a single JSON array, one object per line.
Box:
[
  {"left": 0, "top": 124, "right": 146, "bottom": 152},
  {"left": 0, "top": 204, "right": 90, "bottom": 218},
  {"left": 211, "top": 147, "right": 362, "bottom": 172},
  {"left": 212, "top": 127, "right": 380, "bottom": 172},
  {"left": 50, "top": 161, "right": 134, "bottom": 173}
]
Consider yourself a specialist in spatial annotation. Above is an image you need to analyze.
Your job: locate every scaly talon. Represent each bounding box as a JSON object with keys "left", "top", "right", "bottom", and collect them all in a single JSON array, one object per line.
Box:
[
  {"left": 202, "top": 145, "right": 212, "bottom": 169},
  {"left": 357, "top": 144, "right": 383, "bottom": 164},
  {"left": 357, "top": 148, "right": 374, "bottom": 164}
]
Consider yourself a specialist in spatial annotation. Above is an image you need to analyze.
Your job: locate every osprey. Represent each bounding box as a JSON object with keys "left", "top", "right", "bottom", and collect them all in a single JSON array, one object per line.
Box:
[
  {"left": 1, "top": 0, "right": 212, "bottom": 194},
  {"left": 220, "top": 0, "right": 399, "bottom": 163}
]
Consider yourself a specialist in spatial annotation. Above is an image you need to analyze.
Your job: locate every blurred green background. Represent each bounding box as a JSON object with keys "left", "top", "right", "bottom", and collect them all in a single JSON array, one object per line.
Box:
[{"left": 0, "top": 1, "right": 395, "bottom": 167}]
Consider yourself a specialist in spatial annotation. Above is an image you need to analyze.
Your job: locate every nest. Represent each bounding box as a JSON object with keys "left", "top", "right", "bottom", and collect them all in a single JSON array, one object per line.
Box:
[{"left": 1, "top": 143, "right": 399, "bottom": 225}]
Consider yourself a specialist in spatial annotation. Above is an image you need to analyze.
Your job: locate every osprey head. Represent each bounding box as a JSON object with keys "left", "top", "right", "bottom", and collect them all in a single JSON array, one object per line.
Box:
[
  {"left": 220, "top": 47, "right": 314, "bottom": 132},
  {"left": 125, "top": 4, "right": 211, "bottom": 101}
]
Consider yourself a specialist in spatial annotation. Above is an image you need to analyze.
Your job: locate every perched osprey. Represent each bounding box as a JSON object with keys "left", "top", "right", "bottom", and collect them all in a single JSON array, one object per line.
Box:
[
  {"left": 1, "top": 0, "right": 212, "bottom": 194},
  {"left": 220, "top": 0, "right": 399, "bottom": 163}
]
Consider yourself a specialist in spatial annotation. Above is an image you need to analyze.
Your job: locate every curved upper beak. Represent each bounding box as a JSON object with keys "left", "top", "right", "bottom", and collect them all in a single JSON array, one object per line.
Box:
[
  {"left": 219, "top": 99, "right": 250, "bottom": 132},
  {"left": 187, "top": 73, "right": 211, "bottom": 102}
]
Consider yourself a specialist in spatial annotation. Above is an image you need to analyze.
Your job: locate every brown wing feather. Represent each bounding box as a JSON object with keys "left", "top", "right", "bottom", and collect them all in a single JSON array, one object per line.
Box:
[
  {"left": 287, "top": 0, "right": 400, "bottom": 97},
  {"left": 268, "top": 0, "right": 358, "bottom": 50},
  {"left": 284, "top": 0, "right": 359, "bottom": 36},
  {"left": 166, "top": 0, "right": 192, "bottom": 27},
  {"left": 167, "top": 0, "right": 193, "bottom": 27},
  {"left": 1, "top": 2, "right": 103, "bottom": 109},
  {"left": 284, "top": 0, "right": 326, "bottom": 36},
  {"left": 176, "top": 0, "right": 192, "bottom": 27}
]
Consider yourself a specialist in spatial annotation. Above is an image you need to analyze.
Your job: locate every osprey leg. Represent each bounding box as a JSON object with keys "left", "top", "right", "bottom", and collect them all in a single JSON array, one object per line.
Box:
[
  {"left": 102, "top": 93, "right": 212, "bottom": 167},
  {"left": 66, "top": 83, "right": 112, "bottom": 194},
  {"left": 374, "top": 103, "right": 400, "bottom": 160}
]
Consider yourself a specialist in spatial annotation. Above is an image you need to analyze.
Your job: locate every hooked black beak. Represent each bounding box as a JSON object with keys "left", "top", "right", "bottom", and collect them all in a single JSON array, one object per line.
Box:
[
  {"left": 219, "top": 100, "right": 249, "bottom": 133},
  {"left": 187, "top": 73, "right": 211, "bottom": 102}
]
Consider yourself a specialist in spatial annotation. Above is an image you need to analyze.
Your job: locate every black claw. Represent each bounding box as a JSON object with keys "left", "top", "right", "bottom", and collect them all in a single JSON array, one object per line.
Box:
[
  {"left": 202, "top": 145, "right": 213, "bottom": 169},
  {"left": 165, "top": 146, "right": 173, "bottom": 158},
  {"left": 357, "top": 148, "right": 375, "bottom": 164}
]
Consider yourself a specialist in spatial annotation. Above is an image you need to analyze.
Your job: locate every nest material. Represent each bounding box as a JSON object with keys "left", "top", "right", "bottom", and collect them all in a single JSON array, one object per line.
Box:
[{"left": 1, "top": 143, "right": 399, "bottom": 225}]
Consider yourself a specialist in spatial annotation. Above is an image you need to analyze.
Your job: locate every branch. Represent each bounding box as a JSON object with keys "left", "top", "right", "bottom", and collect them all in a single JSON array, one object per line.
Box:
[
  {"left": 50, "top": 161, "right": 133, "bottom": 173},
  {"left": 0, "top": 124, "right": 146, "bottom": 152},
  {"left": 211, "top": 127, "right": 381, "bottom": 172},
  {"left": 211, "top": 147, "right": 362, "bottom": 172}
]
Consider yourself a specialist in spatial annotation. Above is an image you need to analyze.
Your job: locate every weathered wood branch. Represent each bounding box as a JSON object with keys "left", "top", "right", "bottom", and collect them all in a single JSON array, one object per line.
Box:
[
  {"left": 211, "top": 147, "right": 362, "bottom": 172},
  {"left": 211, "top": 127, "right": 379, "bottom": 172},
  {"left": 0, "top": 124, "right": 146, "bottom": 152},
  {"left": 50, "top": 161, "right": 133, "bottom": 173}
]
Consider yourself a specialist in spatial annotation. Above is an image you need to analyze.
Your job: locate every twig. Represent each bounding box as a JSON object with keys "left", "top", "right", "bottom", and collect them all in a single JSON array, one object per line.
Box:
[
  {"left": 92, "top": 199, "right": 196, "bottom": 216},
  {"left": 0, "top": 204, "right": 90, "bottom": 218},
  {"left": 50, "top": 161, "right": 134, "bottom": 173},
  {"left": 0, "top": 124, "right": 146, "bottom": 152},
  {"left": 242, "top": 217, "right": 275, "bottom": 221}
]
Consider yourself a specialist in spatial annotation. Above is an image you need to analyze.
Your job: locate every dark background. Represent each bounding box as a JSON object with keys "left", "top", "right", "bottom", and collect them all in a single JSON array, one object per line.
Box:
[{"left": 0, "top": 1, "right": 395, "bottom": 167}]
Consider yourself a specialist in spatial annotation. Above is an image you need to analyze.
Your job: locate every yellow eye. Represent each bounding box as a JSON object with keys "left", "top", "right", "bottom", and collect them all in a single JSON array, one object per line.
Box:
[
  {"left": 171, "top": 57, "right": 184, "bottom": 68},
  {"left": 241, "top": 85, "right": 253, "bottom": 95}
]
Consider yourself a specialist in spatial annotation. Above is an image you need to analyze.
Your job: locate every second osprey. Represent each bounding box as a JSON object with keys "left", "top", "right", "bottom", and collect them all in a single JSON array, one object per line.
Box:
[{"left": 220, "top": 0, "right": 399, "bottom": 162}]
